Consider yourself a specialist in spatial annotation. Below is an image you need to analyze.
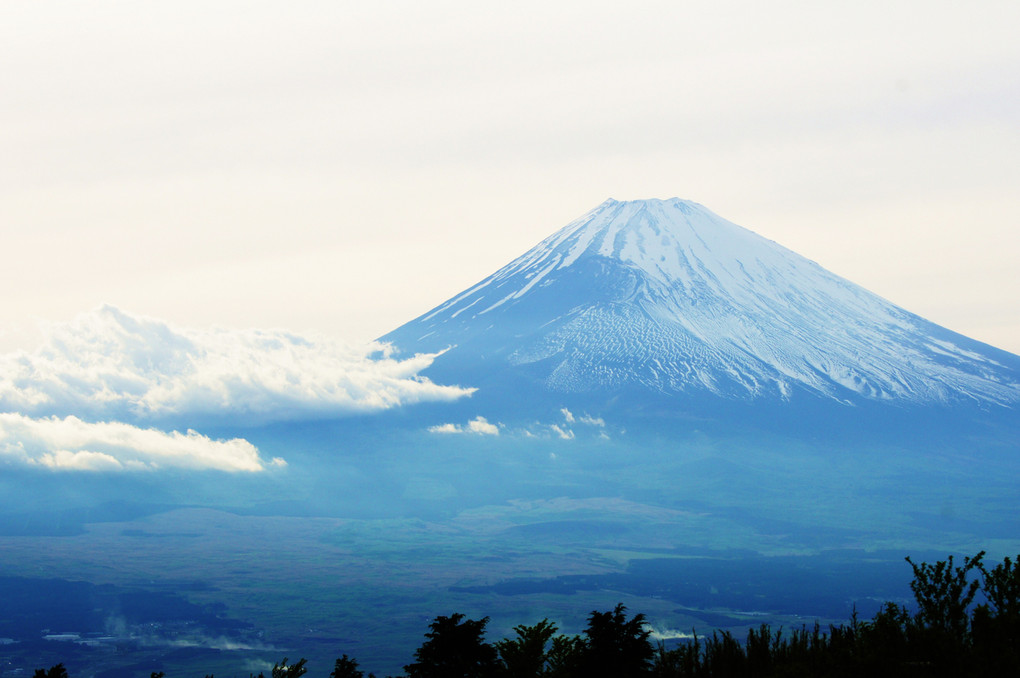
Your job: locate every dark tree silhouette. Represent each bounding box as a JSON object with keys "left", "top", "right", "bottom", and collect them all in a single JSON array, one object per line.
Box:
[
  {"left": 973, "top": 554, "right": 1020, "bottom": 676},
  {"left": 268, "top": 658, "right": 307, "bottom": 678},
  {"left": 544, "top": 632, "right": 586, "bottom": 678},
  {"left": 580, "top": 603, "right": 654, "bottom": 678},
  {"left": 329, "top": 654, "right": 366, "bottom": 678},
  {"left": 906, "top": 551, "right": 984, "bottom": 642},
  {"left": 495, "top": 618, "right": 558, "bottom": 677},
  {"left": 905, "top": 551, "right": 984, "bottom": 675},
  {"left": 404, "top": 613, "right": 500, "bottom": 678},
  {"left": 975, "top": 552, "right": 1020, "bottom": 625},
  {"left": 33, "top": 665, "right": 68, "bottom": 678}
]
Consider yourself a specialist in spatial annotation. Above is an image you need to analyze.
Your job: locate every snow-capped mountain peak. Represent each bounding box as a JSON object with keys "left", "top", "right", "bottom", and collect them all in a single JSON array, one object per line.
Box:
[{"left": 383, "top": 198, "right": 1020, "bottom": 410}]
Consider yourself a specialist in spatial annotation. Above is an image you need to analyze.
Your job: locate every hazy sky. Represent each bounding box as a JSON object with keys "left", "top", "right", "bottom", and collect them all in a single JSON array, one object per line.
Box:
[{"left": 2, "top": 1, "right": 1018, "bottom": 354}]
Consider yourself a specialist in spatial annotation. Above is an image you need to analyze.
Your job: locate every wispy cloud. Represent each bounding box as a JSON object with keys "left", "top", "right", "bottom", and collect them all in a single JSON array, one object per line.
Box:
[
  {"left": 549, "top": 424, "right": 575, "bottom": 440},
  {"left": 0, "top": 412, "right": 282, "bottom": 472},
  {"left": 532, "top": 408, "right": 607, "bottom": 440},
  {"left": 430, "top": 408, "right": 611, "bottom": 440},
  {"left": 428, "top": 416, "right": 500, "bottom": 436},
  {"left": 0, "top": 306, "right": 474, "bottom": 425},
  {"left": 559, "top": 408, "right": 605, "bottom": 428}
]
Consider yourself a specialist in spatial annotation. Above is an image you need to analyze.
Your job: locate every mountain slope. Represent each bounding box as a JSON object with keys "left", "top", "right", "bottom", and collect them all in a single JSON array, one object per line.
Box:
[{"left": 382, "top": 198, "right": 1020, "bottom": 413}]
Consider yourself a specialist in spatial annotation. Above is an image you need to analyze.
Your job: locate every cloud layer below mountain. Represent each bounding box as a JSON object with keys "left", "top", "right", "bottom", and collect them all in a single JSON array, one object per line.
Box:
[
  {"left": 0, "top": 306, "right": 475, "bottom": 472},
  {"left": 0, "top": 306, "right": 473, "bottom": 424},
  {"left": 0, "top": 412, "right": 281, "bottom": 472}
]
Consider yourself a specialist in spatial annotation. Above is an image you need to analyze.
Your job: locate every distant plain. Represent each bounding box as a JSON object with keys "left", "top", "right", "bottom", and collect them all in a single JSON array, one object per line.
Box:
[{"left": 2, "top": 417, "right": 1016, "bottom": 676}]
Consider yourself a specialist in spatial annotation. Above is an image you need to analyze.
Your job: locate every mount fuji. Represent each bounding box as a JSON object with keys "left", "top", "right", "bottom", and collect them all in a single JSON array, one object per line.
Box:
[
  {"left": 382, "top": 198, "right": 1020, "bottom": 425},
  {"left": 2, "top": 199, "right": 1018, "bottom": 678}
]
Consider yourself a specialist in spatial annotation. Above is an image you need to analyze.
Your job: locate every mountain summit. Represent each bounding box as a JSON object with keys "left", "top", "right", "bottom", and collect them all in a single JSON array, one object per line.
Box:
[{"left": 382, "top": 198, "right": 1020, "bottom": 413}]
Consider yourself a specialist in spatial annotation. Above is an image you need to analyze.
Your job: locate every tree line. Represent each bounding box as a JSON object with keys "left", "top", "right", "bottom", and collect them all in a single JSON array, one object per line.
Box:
[{"left": 34, "top": 551, "right": 1019, "bottom": 678}]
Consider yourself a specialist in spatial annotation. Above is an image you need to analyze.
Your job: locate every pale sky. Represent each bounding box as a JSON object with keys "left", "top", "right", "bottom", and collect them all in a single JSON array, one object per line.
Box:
[{"left": 2, "top": 0, "right": 1018, "bottom": 355}]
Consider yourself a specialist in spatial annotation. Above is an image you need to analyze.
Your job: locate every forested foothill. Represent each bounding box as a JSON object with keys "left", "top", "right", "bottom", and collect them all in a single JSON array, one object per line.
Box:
[{"left": 29, "top": 551, "right": 1019, "bottom": 678}]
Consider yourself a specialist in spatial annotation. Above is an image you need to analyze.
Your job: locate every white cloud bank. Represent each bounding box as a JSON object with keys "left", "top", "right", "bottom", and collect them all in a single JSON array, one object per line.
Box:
[
  {"left": 0, "top": 412, "right": 283, "bottom": 472},
  {"left": 0, "top": 306, "right": 476, "bottom": 472},
  {"left": 0, "top": 306, "right": 474, "bottom": 424}
]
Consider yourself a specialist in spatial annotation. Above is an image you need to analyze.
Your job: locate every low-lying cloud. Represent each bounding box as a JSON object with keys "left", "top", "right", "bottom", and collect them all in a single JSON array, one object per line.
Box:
[
  {"left": 0, "top": 412, "right": 283, "bottom": 472},
  {"left": 645, "top": 626, "right": 697, "bottom": 641},
  {"left": 0, "top": 306, "right": 477, "bottom": 472},
  {"left": 0, "top": 305, "right": 474, "bottom": 424},
  {"left": 560, "top": 408, "right": 605, "bottom": 428},
  {"left": 428, "top": 416, "right": 500, "bottom": 436},
  {"left": 429, "top": 408, "right": 611, "bottom": 440},
  {"left": 539, "top": 408, "right": 608, "bottom": 440}
]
